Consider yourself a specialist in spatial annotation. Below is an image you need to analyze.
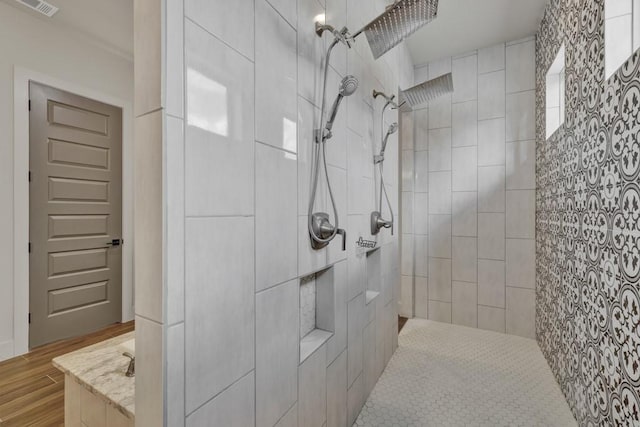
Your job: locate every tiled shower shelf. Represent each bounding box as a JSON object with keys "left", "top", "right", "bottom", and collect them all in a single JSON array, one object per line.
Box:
[
  {"left": 300, "top": 329, "right": 333, "bottom": 363},
  {"left": 356, "top": 244, "right": 380, "bottom": 256},
  {"left": 299, "top": 266, "right": 336, "bottom": 364},
  {"left": 365, "top": 290, "right": 380, "bottom": 305},
  {"left": 365, "top": 248, "right": 382, "bottom": 306}
]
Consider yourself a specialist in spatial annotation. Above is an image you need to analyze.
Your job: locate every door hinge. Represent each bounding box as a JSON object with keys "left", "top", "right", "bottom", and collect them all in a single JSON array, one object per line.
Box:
[
  {"left": 28, "top": 100, "right": 31, "bottom": 111},
  {"left": 28, "top": 242, "right": 31, "bottom": 253},
  {"left": 28, "top": 313, "right": 31, "bottom": 324},
  {"left": 28, "top": 171, "right": 31, "bottom": 182}
]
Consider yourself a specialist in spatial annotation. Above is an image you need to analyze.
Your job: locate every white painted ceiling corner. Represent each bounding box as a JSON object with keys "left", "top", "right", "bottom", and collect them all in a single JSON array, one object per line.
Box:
[{"left": 407, "top": 0, "right": 548, "bottom": 66}]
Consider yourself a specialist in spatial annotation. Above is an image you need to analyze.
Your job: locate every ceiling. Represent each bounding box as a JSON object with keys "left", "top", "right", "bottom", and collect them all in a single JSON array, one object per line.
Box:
[
  {"left": 2, "top": 0, "right": 133, "bottom": 60},
  {"left": 2, "top": 0, "right": 547, "bottom": 68},
  {"left": 406, "top": 0, "right": 548, "bottom": 66}
]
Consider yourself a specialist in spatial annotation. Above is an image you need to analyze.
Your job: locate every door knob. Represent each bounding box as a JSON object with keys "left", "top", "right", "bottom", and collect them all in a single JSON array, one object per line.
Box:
[{"left": 107, "top": 239, "right": 122, "bottom": 247}]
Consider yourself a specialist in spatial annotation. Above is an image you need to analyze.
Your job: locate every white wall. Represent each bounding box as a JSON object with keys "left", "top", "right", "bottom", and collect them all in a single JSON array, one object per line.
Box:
[
  {"left": 0, "top": 1, "right": 134, "bottom": 360},
  {"left": 401, "top": 37, "right": 537, "bottom": 339},
  {"left": 132, "top": 0, "right": 414, "bottom": 424}
]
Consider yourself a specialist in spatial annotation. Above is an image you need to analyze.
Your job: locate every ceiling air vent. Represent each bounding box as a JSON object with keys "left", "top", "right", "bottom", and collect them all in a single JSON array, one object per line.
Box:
[{"left": 15, "top": 0, "right": 59, "bottom": 17}]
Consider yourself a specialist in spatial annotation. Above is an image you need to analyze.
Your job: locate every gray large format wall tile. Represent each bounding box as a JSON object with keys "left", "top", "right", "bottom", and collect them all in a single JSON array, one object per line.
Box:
[
  {"left": 185, "top": 0, "right": 254, "bottom": 60},
  {"left": 404, "top": 40, "right": 535, "bottom": 335},
  {"left": 326, "top": 350, "right": 348, "bottom": 427},
  {"left": 186, "top": 371, "right": 255, "bottom": 427},
  {"left": 256, "top": 280, "right": 299, "bottom": 427},
  {"left": 255, "top": 143, "right": 298, "bottom": 292},
  {"left": 185, "top": 217, "right": 255, "bottom": 412},
  {"left": 505, "top": 39, "right": 535, "bottom": 93},
  {"left": 184, "top": 21, "right": 255, "bottom": 217},
  {"left": 153, "top": 0, "right": 412, "bottom": 423},
  {"left": 298, "top": 345, "right": 327, "bottom": 427},
  {"left": 452, "top": 101, "right": 478, "bottom": 147},
  {"left": 478, "top": 70, "right": 506, "bottom": 120}
]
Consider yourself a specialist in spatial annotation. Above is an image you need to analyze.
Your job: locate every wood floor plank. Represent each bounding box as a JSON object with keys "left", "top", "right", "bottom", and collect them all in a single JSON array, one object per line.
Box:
[
  {"left": 0, "top": 375, "right": 54, "bottom": 407},
  {"left": 0, "top": 321, "right": 133, "bottom": 426}
]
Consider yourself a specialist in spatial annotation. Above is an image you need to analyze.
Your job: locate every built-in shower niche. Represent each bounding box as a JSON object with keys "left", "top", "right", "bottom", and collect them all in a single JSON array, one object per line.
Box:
[
  {"left": 299, "top": 267, "right": 335, "bottom": 363},
  {"left": 366, "top": 248, "right": 382, "bottom": 306}
]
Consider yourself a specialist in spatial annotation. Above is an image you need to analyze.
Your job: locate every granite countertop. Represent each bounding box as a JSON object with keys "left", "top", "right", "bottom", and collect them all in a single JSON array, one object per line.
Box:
[{"left": 53, "top": 331, "right": 135, "bottom": 419}]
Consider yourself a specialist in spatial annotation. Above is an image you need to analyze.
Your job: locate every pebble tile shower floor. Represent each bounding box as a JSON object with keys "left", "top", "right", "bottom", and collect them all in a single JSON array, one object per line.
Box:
[{"left": 355, "top": 319, "right": 576, "bottom": 426}]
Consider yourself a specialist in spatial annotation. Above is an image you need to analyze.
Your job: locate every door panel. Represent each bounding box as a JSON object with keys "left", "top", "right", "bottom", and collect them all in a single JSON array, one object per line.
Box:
[
  {"left": 48, "top": 139, "right": 110, "bottom": 170},
  {"left": 29, "top": 82, "right": 122, "bottom": 348},
  {"left": 48, "top": 177, "right": 110, "bottom": 202},
  {"left": 48, "top": 248, "right": 109, "bottom": 277},
  {"left": 48, "top": 101, "right": 109, "bottom": 135},
  {"left": 48, "top": 281, "right": 109, "bottom": 315},
  {"left": 48, "top": 215, "right": 109, "bottom": 239}
]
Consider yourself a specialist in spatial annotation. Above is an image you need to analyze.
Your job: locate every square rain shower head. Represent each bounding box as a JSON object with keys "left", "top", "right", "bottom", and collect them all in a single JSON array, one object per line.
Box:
[
  {"left": 361, "top": 0, "right": 439, "bottom": 60},
  {"left": 399, "top": 72, "right": 453, "bottom": 111}
]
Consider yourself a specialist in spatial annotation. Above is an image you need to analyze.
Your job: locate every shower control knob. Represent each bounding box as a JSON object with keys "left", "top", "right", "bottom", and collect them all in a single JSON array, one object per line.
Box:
[
  {"left": 371, "top": 211, "right": 393, "bottom": 236},
  {"left": 310, "top": 212, "right": 346, "bottom": 251}
]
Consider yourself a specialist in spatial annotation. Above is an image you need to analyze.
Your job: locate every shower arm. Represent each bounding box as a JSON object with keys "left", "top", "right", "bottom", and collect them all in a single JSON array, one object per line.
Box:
[{"left": 315, "top": 23, "right": 354, "bottom": 48}]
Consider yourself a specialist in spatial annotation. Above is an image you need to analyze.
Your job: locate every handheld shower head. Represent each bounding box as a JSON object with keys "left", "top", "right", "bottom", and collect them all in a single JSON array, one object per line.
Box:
[
  {"left": 324, "top": 75, "right": 359, "bottom": 137},
  {"left": 339, "top": 75, "right": 359, "bottom": 97},
  {"left": 381, "top": 122, "right": 398, "bottom": 154}
]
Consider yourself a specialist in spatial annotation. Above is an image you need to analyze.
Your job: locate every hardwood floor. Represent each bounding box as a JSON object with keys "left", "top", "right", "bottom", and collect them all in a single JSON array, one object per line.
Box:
[{"left": 0, "top": 322, "right": 134, "bottom": 427}]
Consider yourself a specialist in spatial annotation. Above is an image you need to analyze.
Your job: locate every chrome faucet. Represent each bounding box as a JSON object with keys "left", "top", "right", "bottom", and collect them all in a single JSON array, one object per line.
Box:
[{"left": 123, "top": 352, "right": 135, "bottom": 377}]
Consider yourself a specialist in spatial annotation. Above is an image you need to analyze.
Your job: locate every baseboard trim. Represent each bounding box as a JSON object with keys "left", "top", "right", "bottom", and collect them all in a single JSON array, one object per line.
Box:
[{"left": 0, "top": 340, "right": 14, "bottom": 362}]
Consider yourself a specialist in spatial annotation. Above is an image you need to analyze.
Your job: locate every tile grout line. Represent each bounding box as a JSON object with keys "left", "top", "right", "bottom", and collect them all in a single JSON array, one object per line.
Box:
[
  {"left": 181, "top": 0, "right": 187, "bottom": 420},
  {"left": 253, "top": 0, "right": 258, "bottom": 423},
  {"left": 504, "top": 42, "right": 508, "bottom": 333}
]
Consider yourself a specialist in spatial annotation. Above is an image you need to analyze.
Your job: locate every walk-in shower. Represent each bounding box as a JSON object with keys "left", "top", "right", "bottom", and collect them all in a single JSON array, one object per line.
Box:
[
  {"left": 309, "top": 0, "right": 441, "bottom": 250},
  {"left": 371, "top": 90, "right": 399, "bottom": 236}
]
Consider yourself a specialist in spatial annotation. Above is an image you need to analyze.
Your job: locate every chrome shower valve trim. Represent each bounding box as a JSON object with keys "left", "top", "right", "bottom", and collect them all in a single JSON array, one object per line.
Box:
[
  {"left": 371, "top": 211, "right": 393, "bottom": 236},
  {"left": 310, "top": 213, "right": 346, "bottom": 251}
]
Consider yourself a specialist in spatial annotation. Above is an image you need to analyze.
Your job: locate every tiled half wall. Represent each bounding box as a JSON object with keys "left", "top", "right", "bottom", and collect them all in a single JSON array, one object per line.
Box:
[{"left": 132, "top": 0, "right": 416, "bottom": 424}]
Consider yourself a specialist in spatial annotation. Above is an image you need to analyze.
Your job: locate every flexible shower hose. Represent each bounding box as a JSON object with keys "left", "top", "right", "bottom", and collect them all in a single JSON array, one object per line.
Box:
[
  {"left": 378, "top": 102, "right": 394, "bottom": 224},
  {"left": 378, "top": 160, "right": 394, "bottom": 223}
]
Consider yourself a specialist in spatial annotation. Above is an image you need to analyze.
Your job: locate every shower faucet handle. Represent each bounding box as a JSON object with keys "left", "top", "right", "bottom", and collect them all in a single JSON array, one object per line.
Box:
[
  {"left": 371, "top": 211, "right": 393, "bottom": 236},
  {"left": 337, "top": 228, "right": 346, "bottom": 251}
]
